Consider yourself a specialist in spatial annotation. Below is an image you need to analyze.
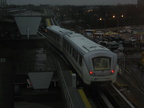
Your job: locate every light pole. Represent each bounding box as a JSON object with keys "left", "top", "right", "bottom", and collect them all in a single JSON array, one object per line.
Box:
[
  {"left": 112, "top": 14, "right": 124, "bottom": 30},
  {"left": 99, "top": 17, "right": 106, "bottom": 29}
]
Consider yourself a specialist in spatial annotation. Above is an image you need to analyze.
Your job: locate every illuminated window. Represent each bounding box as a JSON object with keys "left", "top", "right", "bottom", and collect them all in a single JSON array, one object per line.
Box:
[{"left": 92, "top": 57, "right": 111, "bottom": 71}]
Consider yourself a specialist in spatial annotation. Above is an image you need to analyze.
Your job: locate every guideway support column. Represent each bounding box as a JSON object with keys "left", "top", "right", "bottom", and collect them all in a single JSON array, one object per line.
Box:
[{"left": 0, "top": 58, "right": 14, "bottom": 108}]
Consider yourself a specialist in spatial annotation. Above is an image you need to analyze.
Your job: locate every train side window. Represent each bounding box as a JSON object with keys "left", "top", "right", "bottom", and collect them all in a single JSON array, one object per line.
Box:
[
  {"left": 48, "top": 30, "right": 59, "bottom": 42},
  {"left": 66, "top": 43, "right": 68, "bottom": 51},
  {"left": 79, "top": 54, "right": 82, "bottom": 66},
  {"left": 65, "top": 41, "right": 67, "bottom": 49},
  {"left": 56, "top": 35, "right": 60, "bottom": 42},
  {"left": 64, "top": 39, "right": 68, "bottom": 51},
  {"left": 48, "top": 31, "right": 52, "bottom": 37},
  {"left": 63, "top": 39, "right": 66, "bottom": 49},
  {"left": 69, "top": 45, "right": 72, "bottom": 54},
  {"left": 72, "top": 48, "right": 75, "bottom": 57},
  {"left": 67, "top": 44, "right": 70, "bottom": 51},
  {"left": 55, "top": 35, "right": 57, "bottom": 40},
  {"left": 74, "top": 50, "right": 78, "bottom": 62}
]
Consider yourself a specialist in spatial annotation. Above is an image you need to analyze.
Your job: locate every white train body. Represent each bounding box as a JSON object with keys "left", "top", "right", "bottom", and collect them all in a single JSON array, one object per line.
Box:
[{"left": 46, "top": 25, "right": 119, "bottom": 85}]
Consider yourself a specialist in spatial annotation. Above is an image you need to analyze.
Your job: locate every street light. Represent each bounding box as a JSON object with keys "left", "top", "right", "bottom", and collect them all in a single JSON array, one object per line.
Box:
[
  {"left": 99, "top": 17, "right": 102, "bottom": 21},
  {"left": 112, "top": 14, "right": 124, "bottom": 30},
  {"left": 99, "top": 17, "right": 106, "bottom": 28},
  {"left": 112, "top": 15, "right": 116, "bottom": 18},
  {"left": 121, "top": 14, "right": 124, "bottom": 18}
]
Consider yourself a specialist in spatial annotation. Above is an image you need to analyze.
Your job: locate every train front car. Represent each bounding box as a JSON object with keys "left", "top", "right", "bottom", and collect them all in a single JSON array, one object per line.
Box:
[
  {"left": 82, "top": 49, "right": 119, "bottom": 85},
  {"left": 46, "top": 25, "right": 119, "bottom": 85}
]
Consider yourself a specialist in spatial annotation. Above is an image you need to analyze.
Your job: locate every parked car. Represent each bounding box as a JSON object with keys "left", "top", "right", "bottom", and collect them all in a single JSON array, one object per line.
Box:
[{"left": 129, "top": 37, "right": 137, "bottom": 42}]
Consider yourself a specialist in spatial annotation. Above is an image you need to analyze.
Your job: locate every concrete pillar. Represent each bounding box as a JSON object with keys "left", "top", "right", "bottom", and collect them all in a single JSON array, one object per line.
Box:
[{"left": 0, "top": 59, "right": 14, "bottom": 108}]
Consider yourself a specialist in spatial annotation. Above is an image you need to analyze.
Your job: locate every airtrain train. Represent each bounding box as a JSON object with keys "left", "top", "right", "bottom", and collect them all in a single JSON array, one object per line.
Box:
[{"left": 46, "top": 25, "right": 119, "bottom": 85}]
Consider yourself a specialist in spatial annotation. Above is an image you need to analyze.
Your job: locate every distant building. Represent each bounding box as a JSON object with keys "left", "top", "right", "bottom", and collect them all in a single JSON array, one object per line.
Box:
[
  {"left": 0, "top": 0, "right": 7, "bottom": 8},
  {"left": 138, "top": 0, "right": 144, "bottom": 6}
]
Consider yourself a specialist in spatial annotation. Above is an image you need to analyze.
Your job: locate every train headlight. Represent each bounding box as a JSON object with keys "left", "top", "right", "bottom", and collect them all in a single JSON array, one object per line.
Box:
[
  {"left": 89, "top": 71, "right": 95, "bottom": 75},
  {"left": 111, "top": 70, "right": 115, "bottom": 74}
]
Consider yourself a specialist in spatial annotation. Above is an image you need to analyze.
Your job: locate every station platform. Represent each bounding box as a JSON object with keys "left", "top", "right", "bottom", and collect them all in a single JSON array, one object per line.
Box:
[{"left": 56, "top": 62, "right": 92, "bottom": 108}]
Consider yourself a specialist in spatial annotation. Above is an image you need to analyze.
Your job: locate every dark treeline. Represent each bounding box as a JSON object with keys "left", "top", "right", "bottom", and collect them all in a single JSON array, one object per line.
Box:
[{"left": 53, "top": 5, "right": 144, "bottom": 29}]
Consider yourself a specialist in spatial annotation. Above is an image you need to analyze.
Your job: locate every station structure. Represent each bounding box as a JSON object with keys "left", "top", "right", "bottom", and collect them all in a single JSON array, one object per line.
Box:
[
  {"left": 138, "top": 0, "right": 144, "bottom": 6},
  {"left": 1, "top": 7, "right": 140, "bottom": 108},
  {"left": 0, "top": 8, "right": 93, "bottom": 108}
]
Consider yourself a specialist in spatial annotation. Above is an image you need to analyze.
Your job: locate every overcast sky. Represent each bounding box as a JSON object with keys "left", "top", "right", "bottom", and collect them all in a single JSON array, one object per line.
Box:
[{"left": 7, "top": 0, "right": 137, "bottom": 5}]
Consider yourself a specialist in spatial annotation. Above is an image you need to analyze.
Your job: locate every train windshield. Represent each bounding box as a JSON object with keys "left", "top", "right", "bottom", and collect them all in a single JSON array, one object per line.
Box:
[{"left": 92, "top": 57, "right": 111, "bottom": 71}]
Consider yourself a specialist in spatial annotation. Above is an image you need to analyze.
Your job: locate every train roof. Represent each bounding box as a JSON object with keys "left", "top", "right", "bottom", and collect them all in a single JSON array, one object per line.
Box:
[
  {"left": 47, "top": 25, "right": 109, "bottom": 54},
  {"left": 66, "top": 33, "right": 109, "bottom": 54},
  {"left": 47, "top": 25, "right": 74, "bottom": 36}
]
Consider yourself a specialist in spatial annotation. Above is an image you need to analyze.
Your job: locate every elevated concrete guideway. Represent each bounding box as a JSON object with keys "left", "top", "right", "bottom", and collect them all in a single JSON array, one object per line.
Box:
[
  {"left": 56, "top": 62, "right": 92, "bottom": 108},
  {"left": 0, "top": 8, "right": 92, "bottom": 108}
]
